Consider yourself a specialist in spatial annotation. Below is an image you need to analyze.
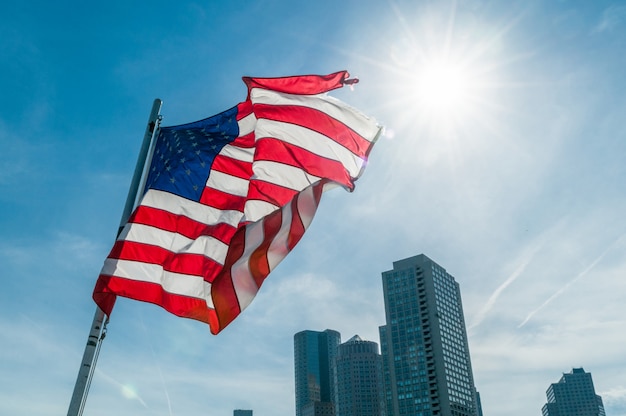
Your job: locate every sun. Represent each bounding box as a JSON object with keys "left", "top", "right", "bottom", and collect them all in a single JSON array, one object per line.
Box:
[
  {"left": 418, "top": 60, "right": 470, "bottom": 112},
  {"left": 384, "top": 43, "right": 498, "bottom": 163},
  {"left": 379, "top": 4, "right": 505, "bottom": 147},
  {"left": 413, "top": 57, "right": 474, "bottom": 122}
]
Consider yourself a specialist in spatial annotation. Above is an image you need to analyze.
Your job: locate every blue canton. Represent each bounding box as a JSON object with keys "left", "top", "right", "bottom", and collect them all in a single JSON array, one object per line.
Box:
[{"left": 144, "top": 106, "right": 240, "bottom": 202}]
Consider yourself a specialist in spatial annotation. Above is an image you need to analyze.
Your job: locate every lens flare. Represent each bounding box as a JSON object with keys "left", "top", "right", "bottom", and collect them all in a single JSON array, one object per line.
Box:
[{"left": 121, "top": 384, "right": 138, "bottom": 400}]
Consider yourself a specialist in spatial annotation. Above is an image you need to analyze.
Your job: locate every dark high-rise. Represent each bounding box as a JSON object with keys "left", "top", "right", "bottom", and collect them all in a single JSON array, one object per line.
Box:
[
  {"left": 335, "top": 335, "right": 384, "bottom": 416},
  {"left": 294, "top": 329, "right": 341, "bottom": 416},
  {"left": 542, "top": 368, "right": 606, "bottom": 416},
  {"left": 379, "top": 254, "right": 479, "bottom": 416}
]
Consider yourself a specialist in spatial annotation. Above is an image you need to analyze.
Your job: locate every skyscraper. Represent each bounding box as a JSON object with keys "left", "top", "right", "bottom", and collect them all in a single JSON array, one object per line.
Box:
[
  {"left": 542, "top": 368, "right": 606, "bottom": 416},
  {"left": 294, "top": 329, "right": 341, "bottom": 416},
  {"left": 379, "top": 254, "right": 479, "bottom": 416},
  {"left": 335, "top": 335, "right": 384, "bottom": 416}
]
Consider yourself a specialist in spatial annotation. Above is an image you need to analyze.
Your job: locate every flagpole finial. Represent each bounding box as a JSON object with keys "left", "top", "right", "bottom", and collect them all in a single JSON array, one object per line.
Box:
[{"left": 343, "top": 77, "right": 359, "bottom": 86}]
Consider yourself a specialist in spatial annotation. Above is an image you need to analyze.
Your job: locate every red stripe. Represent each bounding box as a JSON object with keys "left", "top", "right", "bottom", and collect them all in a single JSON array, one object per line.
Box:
[
  {"left": 254, "top": 103, "right": 371, "bottom": 157},
  {"left": 94, "top": 275, "right": 213, "bottom": 323},
  {"left": 199, "top": 187, "right": 246, "bottom": 212},
  {"left": 255, "top": 138, "right": 354, "bottom": 190},
  {"left": 248, "top": 208, "right": 283, "bottom": 286},
  {"left": 288, "top": 181, "right": 324, "bottom": 250},
  {"left": 236, "top": 101, "right": 253, "bottom": 121},
  {"left": 92, "top": 279, "right": 116, "bottom": 316},
  {"left": 287, "top": 197, "right": 305, "bottom": 251},
  {"left": 243, "top": 71, "right": 348, "bottom": 96},
  {"left": 211, "top": 154, "right": 253, "bottom": 180},
  {"left": 211, "top": 226, "right": 246, "bottom": 333},
  {"left": 229, "top": 131, "right": 255, "bottom": 148},
  {"left": 108, "top": 240, "right": 223, "bottom": 282},
  {"left": 248, "top": 179, "right": 298, "bottom": 208},
  {"left": 130, "top": 205, "right": 236, "bottom": 244}
]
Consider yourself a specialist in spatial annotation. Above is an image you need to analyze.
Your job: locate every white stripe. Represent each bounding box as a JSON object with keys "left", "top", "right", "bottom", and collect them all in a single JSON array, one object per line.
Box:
[
  {"left": 230, "top": 220, "right": 264, "bottom": 311},
  {"left": 206, "top": 170, "right": 249, "bottom": 197},
  {"left": 238, "top": 112, "right": 256, "bottom": 136},
  {"left": 266, "top": 199, "right": 294, "bottom": 271},
  {"left": 252, "top": 160, "right": 321, "bottom": 192},
  {"left": 295, "top": 184, "right": 320, "bottom": 230},
  {"left": 219, "top": 143, "right": 254, "bottom": 163},
  {"left": 250, "top": 88, "right": 379, "bottom": 142},
  {"left": 244, "top": 199, "right": 280, "bottom": 223},
  {"left": 255, "top": 119, "right": 365, "bottom": 178},
  {"left": 119, "top": 223, "right": 229, "bottom": 265},
  {"left": 234, "top": 185, "right": 323, "bottom": 309},
  {"left": 101, "top": 258, "right": 214, "bottom": 308},
  {"left": 140, "top": 189, "right": 243, "bottom": 227}
]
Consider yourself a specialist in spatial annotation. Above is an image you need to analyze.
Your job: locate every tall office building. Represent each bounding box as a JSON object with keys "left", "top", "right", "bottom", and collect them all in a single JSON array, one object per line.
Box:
[
  {"left": 335, "top": 335, "right": 384, "bottom": 416},
  {"left": 294, "top": 329, "right": 341, "bottom": 416},
  {"left": 379, "top": 254, "right": 479, "bottom": 416},
  {"left": 542, "top": 368, "right": 606, "bottom": 416}
]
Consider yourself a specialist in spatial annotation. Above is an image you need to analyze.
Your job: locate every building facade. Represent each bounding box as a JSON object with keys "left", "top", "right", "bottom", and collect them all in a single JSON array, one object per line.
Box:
[
  {"left": 542, "top": 368, "right": 606, "bottom": 416},
  {"left": 233, "top": 411, "right": 252, "bottom": 416},
  {"left": 335, "top": 335, "right": 384, "bottom": 416},
  {"left": 302, "top": 401, "right": 336, "bottom": 416},
  {"left": 294, "top": 329, "right": 341, "bottom": 416},
  {"left": 379, "top": 254, "right": 479, "bottom": 416}
]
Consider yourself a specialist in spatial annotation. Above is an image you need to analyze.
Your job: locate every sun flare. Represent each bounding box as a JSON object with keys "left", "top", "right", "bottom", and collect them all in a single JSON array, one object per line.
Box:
[
  {"left": 383, "top": 9, "right": 502, "bottom": 146},
  {"left": 420, "top": 62, "right": 469, "bottom": 110},
  {"left": 414, "top": 58, "right": 473, "bottom": 119}
]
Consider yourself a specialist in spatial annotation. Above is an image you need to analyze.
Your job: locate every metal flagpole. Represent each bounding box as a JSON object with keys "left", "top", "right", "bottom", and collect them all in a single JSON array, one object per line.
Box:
[{"left": 67, "top": 98, "right": 163, "bottom": 416}]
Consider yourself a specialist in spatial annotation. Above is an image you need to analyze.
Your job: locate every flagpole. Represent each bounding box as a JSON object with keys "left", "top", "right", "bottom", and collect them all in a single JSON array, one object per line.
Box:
[{"left": 67, "top": 98, "right": 163, "bottom": 416}]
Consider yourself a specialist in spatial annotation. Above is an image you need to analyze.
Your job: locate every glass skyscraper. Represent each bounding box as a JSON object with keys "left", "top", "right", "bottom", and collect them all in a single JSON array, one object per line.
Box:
[
  {"left": 294, "top": 329, "right": 341, "bottom": 416},
  {"left": 379, "top": 254, "right": 479, "bottom": 416},
  {"left": 542, "top": 368, "right": 606, "bottom": 416},
  {"left": 335, "top": 335, "right": 384, "bottom": 416}
]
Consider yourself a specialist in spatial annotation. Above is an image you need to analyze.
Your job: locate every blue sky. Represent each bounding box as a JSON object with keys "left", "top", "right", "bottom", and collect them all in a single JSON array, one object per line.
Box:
[{"left": 2, "top": 0, "right": 626, "bottom": 415}]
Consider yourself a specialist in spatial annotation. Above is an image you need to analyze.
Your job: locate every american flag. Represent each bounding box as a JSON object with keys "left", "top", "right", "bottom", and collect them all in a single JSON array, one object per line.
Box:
[{"left": 93, "top": 71, "right": 380, "bottom": 334}]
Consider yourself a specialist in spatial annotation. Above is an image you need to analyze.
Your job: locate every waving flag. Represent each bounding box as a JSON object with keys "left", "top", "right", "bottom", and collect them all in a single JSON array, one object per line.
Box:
[{"left": 93, "top": 71, "right": 380, "bottom": 334}]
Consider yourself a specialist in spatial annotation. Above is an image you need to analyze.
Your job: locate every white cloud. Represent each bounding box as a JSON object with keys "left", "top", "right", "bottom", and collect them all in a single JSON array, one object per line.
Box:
[{"left": 601, "top": 386, "right": 626, "bottom": 413}]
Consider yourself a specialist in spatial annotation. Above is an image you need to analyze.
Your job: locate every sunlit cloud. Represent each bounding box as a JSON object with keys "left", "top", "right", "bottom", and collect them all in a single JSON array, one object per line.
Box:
[{"left": 600, "top": 385, "right": 626, "bottom": 411}]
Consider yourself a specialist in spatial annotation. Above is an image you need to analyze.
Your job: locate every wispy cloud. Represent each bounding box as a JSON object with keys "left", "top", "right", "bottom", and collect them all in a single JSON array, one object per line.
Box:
[
  {"left": 593, "top": 5, "right": 626, "bottom": 33},
  {"left": 138, "top": 312, "right": 173, "bottom": 415},
  {"left": 0, "top": 231, "right": 105, "bottom": 275},
  {"left": 0, "top": 123, "right": 34, "bottom": 185},
  {"left": 469, "top": 235, "right": 545, "bottom": 330},
  {"left": 518, "top": 233, "right": 626, "bottom": 328}
]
